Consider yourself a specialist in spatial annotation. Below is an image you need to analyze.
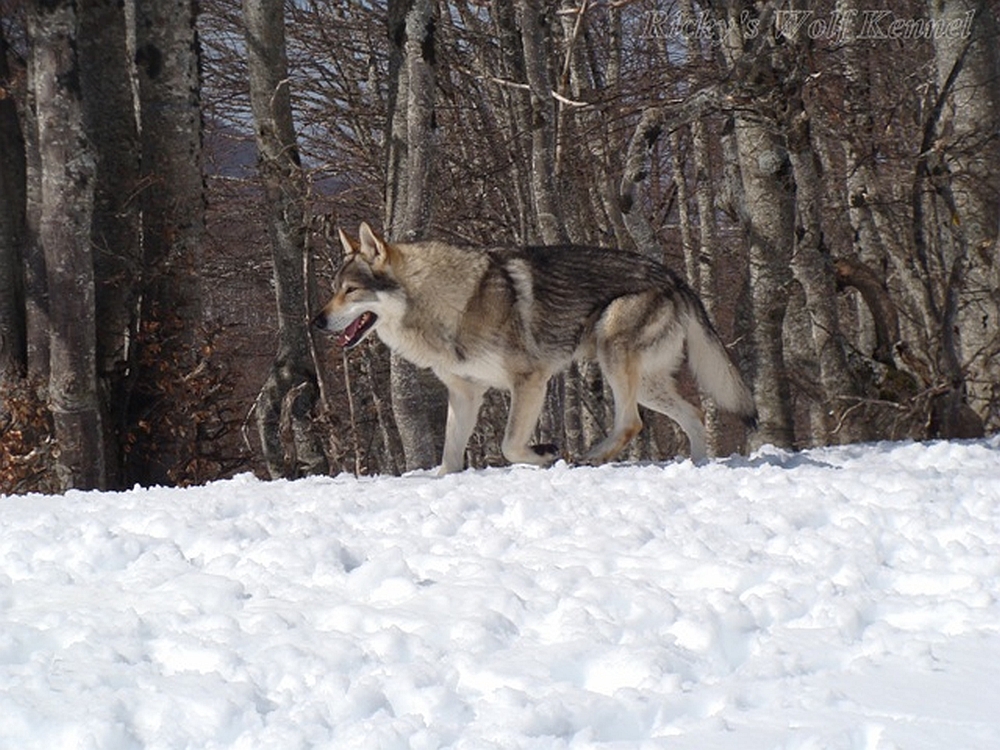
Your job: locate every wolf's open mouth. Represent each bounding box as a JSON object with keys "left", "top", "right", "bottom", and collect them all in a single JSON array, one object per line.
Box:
[{"left": 337, "top": 311, "right": 377, "bottom": 349}]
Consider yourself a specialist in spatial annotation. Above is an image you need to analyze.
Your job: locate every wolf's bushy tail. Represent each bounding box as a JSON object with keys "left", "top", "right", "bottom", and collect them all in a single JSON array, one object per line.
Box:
[{"left": 683, "top": 304, "right": 757, "bottom": 426}]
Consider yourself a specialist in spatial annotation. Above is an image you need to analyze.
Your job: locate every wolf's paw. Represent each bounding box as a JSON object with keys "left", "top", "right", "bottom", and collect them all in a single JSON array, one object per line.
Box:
[
  {"left": 577, "top": 452, "right": 614, "bottom": 468},
  {"left": 529, "top": 443, "right": 559, "bottom": 465},
  {"left": 502, "top": 442, "right": 559, "bottom": 467}
]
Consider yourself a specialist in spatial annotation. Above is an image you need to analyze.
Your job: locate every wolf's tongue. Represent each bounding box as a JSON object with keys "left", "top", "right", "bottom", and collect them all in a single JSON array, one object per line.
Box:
[{"left": 337, "top": 312, "right": 374, "bottom": 348}]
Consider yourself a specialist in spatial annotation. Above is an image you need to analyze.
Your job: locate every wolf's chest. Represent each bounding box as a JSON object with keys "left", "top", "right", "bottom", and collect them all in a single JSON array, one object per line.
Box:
[{"left": 379, "top": 322, "right": 520, "bottom": 390}]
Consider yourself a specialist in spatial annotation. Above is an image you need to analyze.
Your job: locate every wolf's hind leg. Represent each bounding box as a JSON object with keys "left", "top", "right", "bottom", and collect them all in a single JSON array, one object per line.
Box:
[
  {"left": 502, "top": 372, "right": 556, "bottom": 466},
  {"left": 439, "top": 376, "right": 487, "bottom": 474},
  {"left": 639, "top": 377, "right": 707, "bottom": 461},
  {"left": 584, "top": 352, "right": 643, "bottom": 464}
]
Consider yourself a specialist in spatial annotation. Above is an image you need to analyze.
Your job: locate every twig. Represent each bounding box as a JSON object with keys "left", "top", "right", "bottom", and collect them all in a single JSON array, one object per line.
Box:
[{"left": 341, "top": 349, "right": 362, "bottom": 476}]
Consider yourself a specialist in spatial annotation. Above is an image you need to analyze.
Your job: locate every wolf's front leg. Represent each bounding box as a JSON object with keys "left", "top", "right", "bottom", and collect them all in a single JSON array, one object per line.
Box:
[
  {"left": 439, "top": 376, "right": 487, "bottom": 474},
  {"left": 501, "top": 372, "right": 557, "bottom": 467}
]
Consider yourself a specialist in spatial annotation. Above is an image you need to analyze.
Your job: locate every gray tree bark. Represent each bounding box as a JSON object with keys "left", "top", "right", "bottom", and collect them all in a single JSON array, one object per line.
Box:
[
  {"left": 243, "top": 0, "right": 329, "bottom": 478},
  {"left": 837, "top": 0, "right": 898, "bottom": 364},
  {"left": 492, "top": 0, "right": 535, "bottom": 245},
  {"left": 928, "top": 0, "right": 1000, "bottom": 431},
  {"left": 670, "top": 128, "right": 697, "bottom": 286},
  {"left": 79, "top": 0, "right": 142, "bottom": 487},
  {"left": 515, "top": 0, "right": 566, "bottom": 245},
  {"left": 620, "top": 107, "right": 665, "bottom": 260},
  {"left": 690, "top": 118, "right": 725, "bottom": 454},
  {"left": 0, "top": 23, "right": 27, "bottom": 383},
  {"left": 28, "top": 0, "right": 106, "bottom": 489},
  {"left": 21, "top": 33, "right": 48, "bottom": 384},
  {"left": 557, "top": 0, "right": 627, "bottom": 248},
  {"left": 733, "top": 119, "right": 795, "bottom": 449},
  {"left": 384, "top": 0, "right": 447, "bottom": 471},
  {"left": 130, "top": 0, "right": 206, "bottom": 484},
  {"left": 784, "top": 71, "right": 859, "bottom": 444},
  {"left": 721, "top": 3, "right": 795, "bottom": 449}
]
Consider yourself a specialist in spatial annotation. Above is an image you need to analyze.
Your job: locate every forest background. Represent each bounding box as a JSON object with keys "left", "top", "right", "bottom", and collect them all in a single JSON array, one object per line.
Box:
[{"left": 1, "top": 0, "right": 998, "bottom": 492}]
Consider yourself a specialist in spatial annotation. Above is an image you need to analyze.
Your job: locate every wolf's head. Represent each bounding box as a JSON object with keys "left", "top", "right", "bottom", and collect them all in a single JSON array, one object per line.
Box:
[{"left": 313, "top": 222, "right": 402, "bottom": 348}]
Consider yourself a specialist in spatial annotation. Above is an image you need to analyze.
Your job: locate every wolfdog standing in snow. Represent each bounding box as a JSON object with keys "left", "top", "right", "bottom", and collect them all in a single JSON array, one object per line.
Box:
[{"left": 315, "top": 223, "right": 757, "bottom": 473}]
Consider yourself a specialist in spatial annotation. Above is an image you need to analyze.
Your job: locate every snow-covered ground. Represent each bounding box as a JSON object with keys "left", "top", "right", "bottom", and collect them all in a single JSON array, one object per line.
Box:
[{"left": 2, "top": 438, "right": 999, "bottom": 749}]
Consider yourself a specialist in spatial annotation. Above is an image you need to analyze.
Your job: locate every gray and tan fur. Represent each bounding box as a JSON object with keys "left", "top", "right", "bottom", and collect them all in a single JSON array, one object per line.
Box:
[{"left": 314, "top": 222, "right": 757, "bottom": 474}]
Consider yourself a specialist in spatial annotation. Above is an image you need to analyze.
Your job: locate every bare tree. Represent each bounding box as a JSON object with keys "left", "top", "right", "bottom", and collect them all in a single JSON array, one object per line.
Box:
[
  {"left": 836, "top": 0, "right": 893, "bottom": 332},
  {"left": 515, "top": 0, "right": 566, "bottom": 245},
  {"left": 0, "top": 20, "right": 27, "bottom": 383},
  {"left": 78, "top": 0, "right": 142, "bottom": 487},
  {"left": 384, "top": 0, "right": 447, "bottom": 471},
  {"left": 28, "top": 0, "right": 105, "bottom": 489},
  {"left": 718, "top": 3, "right": 795, "bottom": 449},
  {"left": 243, "top": 0, "right": 329, "bottom": 478},
  {"left": 779, "top": 33, "right": 860, "bottom": 444},
  {"left": 128, "top": 0, "right": 206, "bottom": 484},
  {"left": 921, "top": 0, "right": 999, "bottom": 435},
  {"left": 19, "top": 9, "right": 49, "bottom": 386}
]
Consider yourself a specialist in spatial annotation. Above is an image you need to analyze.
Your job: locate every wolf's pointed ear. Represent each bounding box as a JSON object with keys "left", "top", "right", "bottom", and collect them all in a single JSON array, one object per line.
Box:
[
  {"left": 338, "top": 227, "right": 359, "bottom": 257},
  {"left": 358, "top": 222, "right": 390, "bottom": 266}
]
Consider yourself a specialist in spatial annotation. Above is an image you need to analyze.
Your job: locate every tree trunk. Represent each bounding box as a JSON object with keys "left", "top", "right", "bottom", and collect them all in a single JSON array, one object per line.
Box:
[
  {"left": 837, "top": 0, "right": 897, "bottom": 362},
  {"left": 28, "top": 0, "right": 105, "bottom": 490},
  {"left": 492, "top": 0, "right": 534, "bottom": 244},
  {"left": 78, "top": 0, "right": 142, "bottom": 488},
  {"left": 384, "top": 0, "right": 447, "bottom": 471},
  {"left": 691, "top": 117, "right": 725, "bottom": 454},
  {"left": 620, "top": 107, "right": 664, "bottom": 259},
  {"left": 21, "top": 33, "right": 48, "bottom": 384},
  {"left": 716, "top": 2, "right": 795, "bottom": 449},
  {"left": 515, "top": 0, "right": 566, "bottom": 245},
  {"left": 243, "top": 0, "right": 329, "bottom": 479},
  {"left": 669, "top": 128, "right": 697, "bottom": 289},
  {"left": 785, "top": 86, "right": 859, "bottom": 444},
  {"left": 903, "top": 4, "right": 992, "bottom": 439},
  {"left": 384, "top": 0, "right": 409, "bottom": 241},
  {"left": 833, "top": 257, "right": 900, "bottom": 368},
  {"left": 129, "top": 0, "right": 206, "bottom": 485},
  {"left": 557, "top": 0, "right": 626, "bottom": 247},
  {"left": 733, "top": 115, "right": 795, "bottom": 449},
  {"left": 928, "top": 0, "right": 1000, "bottom": 431},
  {"left": 0, "top": 23, "right": 27, "bottom": 382}
]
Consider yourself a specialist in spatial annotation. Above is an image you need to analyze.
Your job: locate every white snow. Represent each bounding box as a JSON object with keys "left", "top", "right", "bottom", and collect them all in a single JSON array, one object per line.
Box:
[{"left": 2, "top": 438, "right": 999, "bottom": 749}]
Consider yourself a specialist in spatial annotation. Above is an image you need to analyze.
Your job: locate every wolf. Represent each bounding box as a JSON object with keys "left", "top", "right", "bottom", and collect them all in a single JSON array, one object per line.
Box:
[{"left": 314, "top": 222, "right": 757, "bottom": 474}]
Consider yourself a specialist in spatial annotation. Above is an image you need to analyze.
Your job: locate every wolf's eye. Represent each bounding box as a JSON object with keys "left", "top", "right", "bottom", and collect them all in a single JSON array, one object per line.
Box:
[{"left": 343, "top": 285, "right": 358, "bottom": 296}]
